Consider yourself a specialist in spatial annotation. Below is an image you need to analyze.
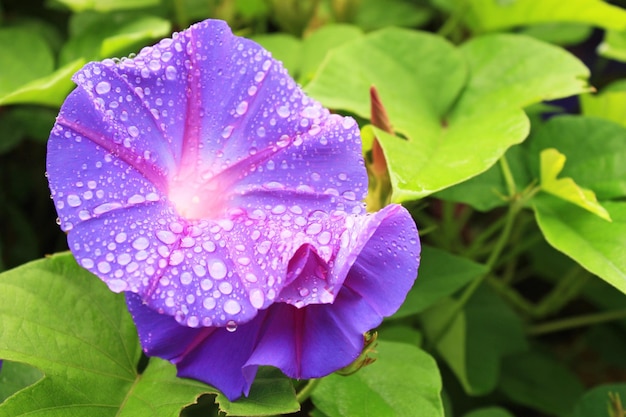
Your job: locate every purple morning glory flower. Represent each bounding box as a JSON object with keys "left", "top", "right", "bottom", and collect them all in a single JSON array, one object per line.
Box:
[{"left": 47, "top": 19, "right": 420, "bottom": 400}]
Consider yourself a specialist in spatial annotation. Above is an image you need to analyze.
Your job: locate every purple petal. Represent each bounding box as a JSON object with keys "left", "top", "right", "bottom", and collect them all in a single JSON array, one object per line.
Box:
[
  {"left": 48, "top": 19, "right": 371, "bottom": 326},
  {"left": 128, "top": 203, "right": 419, "bottom": 399},
  {"left": 127, "top": 292, "right": 263, "bottom": 400}
]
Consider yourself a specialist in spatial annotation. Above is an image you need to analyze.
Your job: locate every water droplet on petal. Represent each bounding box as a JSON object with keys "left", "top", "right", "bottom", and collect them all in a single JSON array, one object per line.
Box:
[
  {"left": 95, "top": 81, "right": 111, "bottom": 95},
  {"left": 169, "top": 250, "right": 184, "bottom": 266},
  {"left": 67, "top": 194, "right": 81, "bottom": 207},
  {"left": 81, "top": 258, "right": 94, "bottom": 269},
  {"left": 156, "top": 230, "right": 177, "bottom": 244},
  {"left": 165, "top": 66, "right": 177, "bottom": 80},
  {"left": 203, "top": 297, "right": 216, "bottom": 310},
  {"left": 97, "top": 261, "right": 111, "bottom": 274},
  {"left": 224, "top": 299, "right": 241, "bottom": 315},
  {"left": 226, "top": 320, "right": 238, "bottom": 332},
  {"left": 180, "top": 272, "right": 193, "bottom": 285},
  {"left": 236, "top": 101, "right": 248, "bottom": 115},
  {"left": 249, "top": 288, "right": 264, "bottom": 309},
  {"left": 318, "top": 231, "right": 332, "bottom": 245},
  {"left": 132, "top": 237, "right": 150, "bottom": 250},
  {"left": 277, "top": 106, "right": 289, "bottom": 118},
  {"left": 208, "top": 259, "right": 227, "bottom": 279}
]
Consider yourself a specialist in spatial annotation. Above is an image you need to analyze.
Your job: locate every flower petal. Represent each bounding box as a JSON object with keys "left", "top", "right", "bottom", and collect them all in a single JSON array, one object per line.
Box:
[
  {"left": 126, "top": 293, "right": 261, "bottom": 400},
  {"left": 127, "top": 203, "right": 419, "bottom": 399}
]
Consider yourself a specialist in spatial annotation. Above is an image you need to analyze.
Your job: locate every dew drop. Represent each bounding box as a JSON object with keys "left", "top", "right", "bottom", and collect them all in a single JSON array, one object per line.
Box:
[
  {"left": 128, "top": 126, "right": 139, "bottom": 138},
  {"left": 226, "top": 320, "right": 238, "bottom": 332},
  {"left": 208, "top": 259, "right": 227, "bottom": 279},
  {"left": 156, "top": 230, "right": 177, "bottom": 244},
  {"left": 202, "top": 241, "right": 216, "bottom": 253},
  {"left": 115, "top": 232, "right": 127, "bottom": 243},
  {"left": 236, "top": 101, "right": 248, "bottom": 115},
  {"left": 277, "top": 106, "right": 290, "bottom": 118},
  {"left": 221, "top": 125, "right": 234, "bottom": 139},
  {"left": 97, "top": 261, "right": 111, "bottom": 274},
  {"left": 245, "top": 272, "right": 258, "bottom": 283},
  {"left": 165, "top": 65, "right": 177, "bottom": 81},
  {"left": 306, "top": 223, "right": 322, "bottom": 235},
  {"left": 187, "top": 316, "right": 199, "bottom": 327},
  {"left": 108, "top": 279, "right": 127, "bottom": 292},
  {"left": 81, "top": 258, "right": 94, "bottom": 269},
  {"left": 219, "top": 281, "right": 233, "bottom": 295},
  {"left": 318, "top": 231, "right": 332, "bottom": 245},
  {"left": 249, "top": 288, "right": 264, "bottom": 309},
  {"left": 203, "top": 297, "right": 216, "bottom": 310},
  {"left": 117, "top": 253, "right": 131, "bottom": 266},
  {"left": 180, "top": 272, "right": 193, "bottom": 285},
  {"left": 67, "top": 194, "right": 81, "bottom": 207},
  {"left": 132, "top": 237, "right": 150, "bottom": 250},
  {"left": 224, "top": 300, "right": 241, "bottom": 315},
  {"left": 201, "top": 279, "right": 213, "bottom": 291},
  {"left": 257, "top": 241, "right": 271, "bottom": 255},
  {"left": 95, "top": 81, "right": 111, "bottom": 95},
  {"left": 169, "top": 250, "right": 184, "bottom": 266}
]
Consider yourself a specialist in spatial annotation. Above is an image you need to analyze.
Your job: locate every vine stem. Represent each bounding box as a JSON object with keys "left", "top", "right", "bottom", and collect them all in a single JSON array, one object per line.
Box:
[
  {"left": 528, "top": 309, "right": 626, "bottom": 336},
  {"left": 427, "top": 197, "right": 523, "bottom": 349},
  {"left": 296, "top": 378, "right": 320, "bottom": 403}
]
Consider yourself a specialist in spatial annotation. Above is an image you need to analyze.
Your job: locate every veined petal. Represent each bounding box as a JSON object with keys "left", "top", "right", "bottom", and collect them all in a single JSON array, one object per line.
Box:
[{"left": 127, "top": 203, "right": 419, "bottom": 399}]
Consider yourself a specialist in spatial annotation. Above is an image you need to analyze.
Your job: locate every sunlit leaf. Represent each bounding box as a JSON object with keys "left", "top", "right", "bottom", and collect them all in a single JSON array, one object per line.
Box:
[
  {"left": 0, "top": 27, "right": 54, "bottom": 100},
  {"left": 534, "top": 195, "right": 626, "bottom": 295},
  {"left": 456, "top": 0, "right": 626, "bottom": 33},
  {"left": 306, "top": 28, "right": 589, "bottom": 201},
  {"left": 0, "top": 59, "right": 85, "bottom": 107},
  {"left": 52, "top": 0, "right": 159, "bottom": 13},
  {"left": 530, "top": 116, "right": 626, "bottom": 201},
  {"left": 0, "top": 251, "right": 304, "bottom": 416},
  {"left": 580, "top": 80, "right": 626, "bottom": 127},
  {"left": 540, "top": 148, "right": 610, "bottom": 221},
  {"left": 311, "top": 341, "right": 444, "bottom": 417},
  {"left": 598, "top": 29, "right": 626, "bottom": 62}
]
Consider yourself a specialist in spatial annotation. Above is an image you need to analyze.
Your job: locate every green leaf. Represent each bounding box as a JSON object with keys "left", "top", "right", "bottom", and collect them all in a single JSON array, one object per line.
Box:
[
  {"left": 0, "top": 253, "right": 213, "bottom": 416},
  {"left": 354, "top": 0, "right": 432, "bottom": 31},
  {"left": 520, "top": 22, "right": 593, "bottom": 46},
  {"left": 215, "top": 368, "right": 299, "bottom": 416},
  {"left": 253, "top": 25, "right": 364, "bottom": 84},
  {"left": 572, "top": 384, "right": 626, "bottom": 417},
  {"left": 392, "top": 246, "right": 488, "bottom": 319},
  {"left": 529, "top": 115, "right": 626, "bottom": 201},
  {"left": 463, "top": 407, "right": 514, "bottom": 417},
  {"left": 436, "top": 145, "right": 531, "bottom": 211},
  {"left": 0, "top": 59, "right": 85, "bottom": 107},
  {"left": 252, "top": 33, "right": 301, "bottom": 78},
  {"left": 61, "top": 13, "right": 171, "bottom": 64},
  {"left": 306, "top": 28, "right": 589, "bottom": 201},
  {"left": 599, "top": 29, "right": 626, "bottom": 62},
  {"left": 52, "top": 0, "right": 160, "bottom": 13},
  {"left": 456, "top": 0, "right": 626, "bottom": 33},
  {"left": 534, "top": 195, "right": 626, "bottom": 295},
  {"left": 499, "top": 351, "right": 584, "bottom": 417},
  {"left": 422, "top": 286, "right": 528, "bottom": 395},
  {"left": 0, "top": 27, "right": 54, "bottom": 100},
  {"left": 580, "top": 80, "right": 626, "bottom": 127},
  {"left": 540, "top": 148, "right": 611, "bottom": 221},
  {"left": 311, "top": 341, "right": 444, "bottom": 417},
  {"left": 298, "top": 25, "right": 363, "bottom": 85},
  {"left": 0, "top": 361, "right": 43, "bottom": 402}
]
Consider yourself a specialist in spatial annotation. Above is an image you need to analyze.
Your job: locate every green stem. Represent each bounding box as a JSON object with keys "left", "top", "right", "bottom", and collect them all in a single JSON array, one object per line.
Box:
[
  {"left": 528, "top": 309, "right": 626, "bottom": 336},
  {"left": 428, "top": 201, "right": 521, "bottom": 349},
  {"left": 533, "top": 267, "right": 589, "bottom": 317},
  {"left": 296, "top": 378, "right": 320, "bottom": 403},
  {"left": 499, "top": 155, "right": 517, "bottom": 197}
]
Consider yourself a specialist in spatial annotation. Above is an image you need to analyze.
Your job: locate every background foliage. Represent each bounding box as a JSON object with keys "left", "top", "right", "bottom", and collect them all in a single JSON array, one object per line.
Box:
[{"left": 1, "top": 0, "right": 626, "bottom": 416}]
